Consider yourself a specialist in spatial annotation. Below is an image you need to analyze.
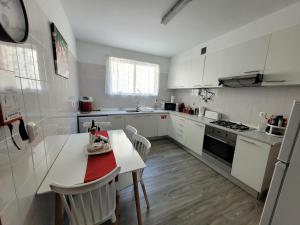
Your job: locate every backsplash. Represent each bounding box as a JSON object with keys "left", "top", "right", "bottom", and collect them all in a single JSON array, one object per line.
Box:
[
  {"left": 77, "top": 41, "right": 172, "bottom": 110},
  {"left": 174, "top": 86, "right": 300, "bottom": 127},
  {"left": 0, "top": 1, "right": 79, "bottom": 225},
  {"left": 78, "top": 62, "right": 171, "bottom": 109}
]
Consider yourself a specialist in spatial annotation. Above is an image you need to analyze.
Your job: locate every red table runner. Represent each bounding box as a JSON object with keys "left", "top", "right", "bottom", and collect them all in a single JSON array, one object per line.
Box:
[{"left": 84, "top": 131, "right": 117, "bottom": 183}]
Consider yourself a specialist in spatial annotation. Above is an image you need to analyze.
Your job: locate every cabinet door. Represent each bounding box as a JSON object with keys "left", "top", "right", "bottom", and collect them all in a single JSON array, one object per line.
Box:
[
  {"left": 157, "top": 114, "right": 169, "bottom": 136},
  {"left": 168, "top": 114, "right": 176, "bottom": 139},
  {"left": 185, "top": 53, "right": 205, "bottom": 88},
  {"left": 107, "top": 115, "right": 125, "bottom": 130},
  {"left": 203, "top": 35, "right": 270, "bottom": 87},
  {"left": 264, "top": 24, "right": 300, "bottom": 86},
  {"left": 142, "top": 114, "right": 158, "bottom": 137},
  {"left": 185, "top": 120, "right": 205, "bottom": 155},
  {"left": 125, "top": 115, "right": 144, "bottom": 136},
  {"left": 168, "top": 60, "right": 177, "bottom": 88},
  {"left": 231, "top": 136, "right": 270, "bottom": 192},
  {"left": 169, "top": 115, "right": 186, "bottom": 144},
  {"left": 168, "top": 57, "right": 189, "bottom": 89}
]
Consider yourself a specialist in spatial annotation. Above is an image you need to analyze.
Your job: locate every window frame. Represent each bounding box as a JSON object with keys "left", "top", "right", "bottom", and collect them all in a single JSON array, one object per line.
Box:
[{"left": 106, "top": 56, "right": 160, "bottom": 96}]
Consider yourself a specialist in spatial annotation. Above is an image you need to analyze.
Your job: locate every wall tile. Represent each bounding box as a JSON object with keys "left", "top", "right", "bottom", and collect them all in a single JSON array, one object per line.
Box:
[
  {"left": 0, "top": 140, "right": 17, "bottom": 213},
  {"left": 16, "top": 175, "right": 37, "bottom": 225},
  {"left": 7, "top": 135, "right": 35, "bottom": 193},
  {"left": 19, "top": 78, "right": 42, "bottom": 123},
  {"left": 175, "top": 86, "right": 300, "bottom": 126},
  {"left": 0, "top": 199, "right": 20, "bottom": 225}
]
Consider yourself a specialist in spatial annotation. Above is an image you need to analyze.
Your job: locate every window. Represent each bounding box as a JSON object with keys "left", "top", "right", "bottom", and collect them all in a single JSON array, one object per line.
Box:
[{"left": 106, "top": 57, "right": 159, "bottom": 96}]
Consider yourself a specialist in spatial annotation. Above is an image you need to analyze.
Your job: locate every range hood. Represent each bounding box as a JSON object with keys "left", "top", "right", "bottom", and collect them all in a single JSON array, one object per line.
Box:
[{"left": 218, "top": 72, "right": 264, "bottom": 88}]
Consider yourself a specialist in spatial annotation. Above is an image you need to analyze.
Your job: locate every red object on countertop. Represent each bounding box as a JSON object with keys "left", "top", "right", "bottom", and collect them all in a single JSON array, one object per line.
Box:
[
  {"left": 84, "top": 131, "right": 117, "bottom": 183},
  {"left": 80, "top": 96, "right": 93, "bottom": 112}
]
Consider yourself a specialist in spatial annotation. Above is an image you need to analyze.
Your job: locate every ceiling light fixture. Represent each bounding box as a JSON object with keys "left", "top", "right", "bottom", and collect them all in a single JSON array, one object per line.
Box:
[{"left": 161, "top": 0, "right": 193, "bottom": 25}]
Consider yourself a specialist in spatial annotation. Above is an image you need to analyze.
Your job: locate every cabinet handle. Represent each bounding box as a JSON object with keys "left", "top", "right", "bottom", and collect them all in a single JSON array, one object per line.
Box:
[
  {"left": 206, "top": 134, "right": 228, "bottom": 144},
  {"left": 244, "top": 70, "right": 260, "bottom": 74},
  {"left": 240, "top": 138, "right": 257, "bottom": 146},
  {"left": 264, "top": 80, "right": 286, "bottom": 83},
  {"left": 203, "top": 84, "right": 214, "bottom": 87}
]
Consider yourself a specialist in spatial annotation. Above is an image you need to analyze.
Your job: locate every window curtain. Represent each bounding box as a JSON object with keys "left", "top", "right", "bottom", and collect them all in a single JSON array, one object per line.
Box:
[{"left": 106, "top": 57, "right": 159, "bottom": 96}]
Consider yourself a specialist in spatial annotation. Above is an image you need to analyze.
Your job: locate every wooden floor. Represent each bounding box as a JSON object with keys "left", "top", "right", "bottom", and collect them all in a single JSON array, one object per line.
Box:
[{"left": 107, "top": 139, "right": 264, "bottom": 225}]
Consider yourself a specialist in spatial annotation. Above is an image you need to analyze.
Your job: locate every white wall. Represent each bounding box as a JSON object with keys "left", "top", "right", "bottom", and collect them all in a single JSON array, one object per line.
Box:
[
  {"left": 173, "top": 1, "right": 300, "bottom": 126},
  {"left": 34, "top": 0, "right": 77, "bottom": 56},
  {"left": 77, "top": 41, "right": 172, "bottom": 109},
  {"left": 177, "top": 1, "right": 300, "bottom": 58},
  {"left": 0, "top": 0, "right": 79, "bottom": 225}
]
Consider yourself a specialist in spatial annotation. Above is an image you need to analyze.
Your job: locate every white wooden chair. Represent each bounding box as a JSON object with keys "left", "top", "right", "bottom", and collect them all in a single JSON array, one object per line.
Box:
[
  {"left": 125, "top": 125, "right": 138, "bottom": 143},
  {"left": 50, "top": 167, "right": 120, "bottom": 225},
  {"left": 125, "top": 134, "right": 151, "bottom": 209},
  {"left": 83, "top": 121, "right": 111, "bottom": 132}
]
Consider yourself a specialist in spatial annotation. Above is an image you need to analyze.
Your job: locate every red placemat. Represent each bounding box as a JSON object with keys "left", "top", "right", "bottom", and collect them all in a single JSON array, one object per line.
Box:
[{"left": 84, "top": 131, "right": 117, "bottom": 183}]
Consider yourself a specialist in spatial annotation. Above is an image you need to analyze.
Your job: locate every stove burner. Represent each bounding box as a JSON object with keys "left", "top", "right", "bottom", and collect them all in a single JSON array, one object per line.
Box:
[{"left": 210, "top": 120, "right": 250, "bottom": 131}]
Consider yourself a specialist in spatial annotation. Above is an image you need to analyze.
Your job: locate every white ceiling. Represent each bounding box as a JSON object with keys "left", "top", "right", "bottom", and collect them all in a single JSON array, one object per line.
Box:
[{"left": 61, "top": 0, "right": 300, "bottom": 57}]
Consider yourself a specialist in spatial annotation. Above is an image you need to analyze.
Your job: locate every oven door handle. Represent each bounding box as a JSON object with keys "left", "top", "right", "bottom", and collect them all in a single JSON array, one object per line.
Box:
[{"left": 205, "top": 134, "right": 228, "bottom": 144}]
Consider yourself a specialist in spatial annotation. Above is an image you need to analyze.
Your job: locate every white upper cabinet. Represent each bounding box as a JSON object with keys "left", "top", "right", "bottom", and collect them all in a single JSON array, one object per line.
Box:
[
  {"left": 202, "top": 35, "right": 270, "bottom": 87},
  {"left": 263, "top": 24, "right": 300, "bottom": 86},
  {"left": 168, "top": 51, "right": 205, "bottom": 89},
  {"left": 168, "top": 57, "right": 188, "bottom": 89},
  {"left": 188, "top": 53, "right": 205, "bottom": 88}
]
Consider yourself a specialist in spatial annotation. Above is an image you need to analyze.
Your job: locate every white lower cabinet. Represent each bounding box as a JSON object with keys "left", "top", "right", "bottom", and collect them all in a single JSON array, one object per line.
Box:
[
  {"left": 124, "top": 115, "right": 145, "bottom": 136},
  {"left": 142, "top": 114, "right": 158, "bottom": 138},
  {"left": 157, "top": 114, "right": 169, "bottom": 136},
  {"left": 231, "top": 136, "right": 270, "bottom": 192},
  {"left": 185, "top": 120, "right": 205, "bottom": 156},
  {"left": 168, "top": 114, "right": 186, "bottom": 144},
  {"left": 107, "top": 115, "right": 125, "bottom": 130}
]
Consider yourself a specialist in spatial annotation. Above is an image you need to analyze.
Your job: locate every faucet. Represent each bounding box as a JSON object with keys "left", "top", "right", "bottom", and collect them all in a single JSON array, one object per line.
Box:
[{"left": 136, "top": 100, "right": 140, "bottom": 111}]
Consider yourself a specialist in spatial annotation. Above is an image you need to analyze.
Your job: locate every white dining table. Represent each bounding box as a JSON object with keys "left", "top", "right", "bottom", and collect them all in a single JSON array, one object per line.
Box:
[{"left": 37, "top": 130, "right": 146, "bottom": 225}]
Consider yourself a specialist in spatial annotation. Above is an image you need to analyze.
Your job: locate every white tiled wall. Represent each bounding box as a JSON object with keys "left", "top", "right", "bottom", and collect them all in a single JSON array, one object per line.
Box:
[
  {"left": 175, "top": 87, "right": 300, "bottom": 126},
  {"left": 0, "top": 0, "right": 79, "bottom": 225},
  {"left": 78, "top": 62, "right": 172, "bottom": 109}
]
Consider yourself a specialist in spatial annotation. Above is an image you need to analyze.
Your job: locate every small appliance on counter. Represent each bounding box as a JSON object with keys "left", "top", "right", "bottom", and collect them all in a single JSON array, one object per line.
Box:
[
  {"left": 80, "top": 96, "right": 93, "bottom": 112},
  {"left": 164, "top": 102, "right": 176, "bottom": 111}
]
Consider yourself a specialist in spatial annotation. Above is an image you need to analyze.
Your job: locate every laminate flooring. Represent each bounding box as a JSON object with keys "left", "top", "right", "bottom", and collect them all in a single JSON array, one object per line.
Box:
[{"left": 107, "top": 139, "right": 263, "bottom": 225}]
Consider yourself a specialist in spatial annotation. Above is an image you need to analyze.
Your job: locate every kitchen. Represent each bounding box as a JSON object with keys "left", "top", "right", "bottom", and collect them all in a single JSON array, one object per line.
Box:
[{"left": 0, "top": 1, "right": 300, "bottom": 225}]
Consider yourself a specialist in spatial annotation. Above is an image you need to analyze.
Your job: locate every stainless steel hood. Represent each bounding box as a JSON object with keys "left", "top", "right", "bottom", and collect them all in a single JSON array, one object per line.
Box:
[{"left": 218, "top": 72, "right": 264, "bottom": 88}]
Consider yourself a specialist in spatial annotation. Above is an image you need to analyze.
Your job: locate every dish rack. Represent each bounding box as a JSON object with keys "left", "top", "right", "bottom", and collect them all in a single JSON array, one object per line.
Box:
[{"left": 266, "top": 124, "right": 286, "bottom": 137}]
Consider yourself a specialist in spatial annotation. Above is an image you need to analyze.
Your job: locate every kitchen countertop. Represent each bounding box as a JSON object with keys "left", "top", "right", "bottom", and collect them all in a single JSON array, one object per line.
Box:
[
  {"left": 77, "top": 109, "right": 168, "bottom": 116},
  {"left": 77, "top": 109, "right": 283, "bottom": 146},
  {"left": 170, "top": 111, "right": 283, "bottom": 146}
]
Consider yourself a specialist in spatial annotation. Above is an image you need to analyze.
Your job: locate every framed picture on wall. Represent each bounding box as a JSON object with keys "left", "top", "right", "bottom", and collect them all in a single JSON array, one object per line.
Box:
[{"left": 50, "top": 22, "right": 69, "bottom": 78}]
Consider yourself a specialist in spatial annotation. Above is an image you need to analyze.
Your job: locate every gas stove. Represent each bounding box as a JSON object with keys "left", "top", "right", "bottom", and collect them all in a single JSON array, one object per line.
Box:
[{"left": 210, "top": 120, "right": 250, "bottom": 131}]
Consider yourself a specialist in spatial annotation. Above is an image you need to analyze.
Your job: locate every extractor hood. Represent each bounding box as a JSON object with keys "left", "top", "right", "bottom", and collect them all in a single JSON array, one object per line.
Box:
[{"left": 218, "top": 72, "right": 264, "bottom": 88}]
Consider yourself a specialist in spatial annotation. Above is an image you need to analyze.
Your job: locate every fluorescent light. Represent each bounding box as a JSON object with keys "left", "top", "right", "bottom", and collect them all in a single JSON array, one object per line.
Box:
[{"left": 161, "top": 0, "right": 192, "bottom": 25}]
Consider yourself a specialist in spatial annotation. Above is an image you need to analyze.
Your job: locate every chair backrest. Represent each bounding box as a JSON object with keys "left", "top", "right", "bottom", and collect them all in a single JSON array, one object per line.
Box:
[
  {"left": 83, "top": 121, "right": 111, "bottom": 132},
  {"left": 132, "top": 134, "right": 151, "bottom": 163},
  {"left": 125, "top": 125, "right": 138, "bottom": 143},
  {"left": 50, "top": 167, "right": 120, "bottom": 225}
]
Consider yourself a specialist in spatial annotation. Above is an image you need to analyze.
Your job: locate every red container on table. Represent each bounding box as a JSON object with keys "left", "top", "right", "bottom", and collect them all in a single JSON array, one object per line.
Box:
[{"left": 80, "top": 96, "right": 93, "bottom": 112}]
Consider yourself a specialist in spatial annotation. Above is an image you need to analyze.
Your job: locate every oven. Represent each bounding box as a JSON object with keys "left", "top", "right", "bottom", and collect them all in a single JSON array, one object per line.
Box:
[{"left": 203, "top": 125, "right": 237, "bottom": 169}]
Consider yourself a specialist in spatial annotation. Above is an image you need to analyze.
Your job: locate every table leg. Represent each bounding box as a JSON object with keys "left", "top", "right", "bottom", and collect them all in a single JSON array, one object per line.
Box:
[
  {"left": 132, "top": 171, "right": 143, "bottom": 225},
  {"left": 55, "top": 193, "right": 62, "bottom": 225}
]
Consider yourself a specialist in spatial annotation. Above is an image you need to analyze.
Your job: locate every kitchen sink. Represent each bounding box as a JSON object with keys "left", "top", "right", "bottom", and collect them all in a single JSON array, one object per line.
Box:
[{"left": 125, "top": 109, "right": 140, "bottom": 112}]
